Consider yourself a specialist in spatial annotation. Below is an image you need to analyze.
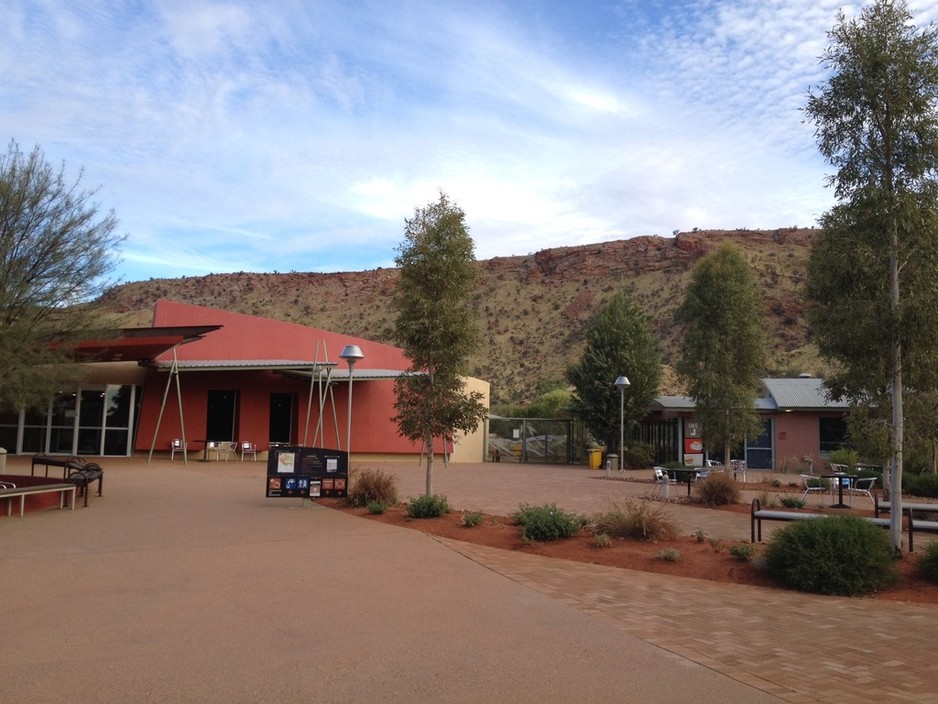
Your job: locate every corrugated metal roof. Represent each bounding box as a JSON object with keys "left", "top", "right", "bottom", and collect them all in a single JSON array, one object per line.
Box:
[
  {"left": 763, "top": 377, "right": 848, "bottom": 410},
  {"left": 153, "top": 359, "right": 338, "bottom": 372},
  {"left": 653, "top": 378, "right": 847, "bottom": 412}
]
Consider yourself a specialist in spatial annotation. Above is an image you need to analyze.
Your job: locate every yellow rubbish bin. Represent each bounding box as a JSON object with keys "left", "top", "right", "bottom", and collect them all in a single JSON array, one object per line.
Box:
[{"left": 588, "top": 449, "right": 603, "bottom": 469}]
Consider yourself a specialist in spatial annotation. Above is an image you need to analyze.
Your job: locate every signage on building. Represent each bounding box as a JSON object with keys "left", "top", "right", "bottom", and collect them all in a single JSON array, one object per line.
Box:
[{"left": 266, "top": 446, "right": 349, "bottom": 499}]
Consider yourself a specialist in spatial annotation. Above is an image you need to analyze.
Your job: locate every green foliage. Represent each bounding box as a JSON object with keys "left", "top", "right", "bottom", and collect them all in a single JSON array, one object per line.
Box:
[
  {"left": 406, "top": 494, "right": 450, "bottom": 519},
  {"left": 780, "top": 496, "right": 806, "bottom": 509},
  {"left": 804, "top": 1, "right": 938, "bottom": 552},
  {"left": 510, "top": 503, "right": 581, "bottom": 542},
  {"left": 693, "top": 472, "right": 741, "bottom": 506},
  {"left": 902, "top": 472, "right": 938, "bottom": 498},
  {"left": 391, "top": 192, "right": 488, "bottom": 495},
  {"left": 917, "top": 542, "right": 938, "bottom": 583},
  {"left": 764, "top": 516, "right": 898, "bottom": 596},
  {"left": 657, "top": 548, "right": 680, "bottom": 562},
  {"left": 828, "top": 448, "right": 860, "bottom": 468},
  {"left": 729, "top": 544, "right": 756, "bottom": 562},
  {"left": 591, "top": 498, "right": 679, "bottom": 541},
  {"left": 674, "top": 242, "right": 767, "bottom": 463},
  {"left": 461, "top": 510, "right": 484, "bottom": 527},
  {"left": 366, "top": 501, "right": 389, "bottom": 515},
  {"left": 623, "top": 442, "right": 655, "bottom": 469},
  {"left": 594, "top": 532, "right": 612, "bottom": 548},
  {"left": 567, "top": 290, "right": 662, "bottom": 455},
  {"left": 0, "top": 140, "right": 125, "bottom": 411},
  {"left": 347, "top": 468, "right": 399, "bottom": 508}
]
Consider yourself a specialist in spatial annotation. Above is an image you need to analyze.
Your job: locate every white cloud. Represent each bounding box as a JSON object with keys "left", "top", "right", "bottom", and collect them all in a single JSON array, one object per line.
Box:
[{"left": 0, "top": 0, "right": 886, "bottom": 282}]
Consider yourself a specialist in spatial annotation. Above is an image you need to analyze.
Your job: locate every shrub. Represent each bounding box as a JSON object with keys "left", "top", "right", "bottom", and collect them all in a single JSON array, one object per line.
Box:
[
  {"left": 729, "top": 544, "right": 756, "bottom": 562},
  {"left": 694, "top": 529, "right": 707, "bottom": 543},
  {"left": 657, "top": 548, "right": 680, "bottom": 562},
  {"left": 591, "top": 498, "right": 679, "bottom": 541},
  {"left": 510, "top": 503, "right": 581, "bottom": 542},
  {"left": 918, "top": 542, "right": 938, "bottom": 584},
  {"left": 903, "top": 472, "right": 938, "bottom": 499},
  {"left": 694, "top": 472, "right": 741, "bottom": 506},
  {"left": 828, "top": 448, "right": 860, "bottom": 469},
  {"left": 780, "top": 496, "right": 805, "bottom": 509},
  {"left": 366, "top": 501, "right": 388, "bottom": 515},
  {"left": 461, "top": 510, "right": 484, "bottom": 528},
  {"left": 594, "top": 532, "right": 612, "bottom": 548},
  {"left": 764, "top": 515, "right": 898, "bottom": 596},
  {"left": 406, "top": 494, "right": 450, "bottom": 519},
  {"left": 347, "top": 468, "right": 399, "bottom": 508},
  {"left": 623, "top": 443, "right": 655, "bottom": 469}
]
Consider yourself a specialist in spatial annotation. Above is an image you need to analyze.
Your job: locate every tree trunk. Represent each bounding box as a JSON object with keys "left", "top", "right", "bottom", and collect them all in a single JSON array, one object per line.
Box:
[
  {"left": 425, "top": 434, "right": 434, "bottom": 496},
  {"left": 889, "top": 216, "right": 904, "bottom": 556}
]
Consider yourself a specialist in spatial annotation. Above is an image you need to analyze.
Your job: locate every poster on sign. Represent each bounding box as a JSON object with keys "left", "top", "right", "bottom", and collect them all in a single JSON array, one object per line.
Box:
[{"left": 265, "top": 446, "right": 348, "bottom": 499}]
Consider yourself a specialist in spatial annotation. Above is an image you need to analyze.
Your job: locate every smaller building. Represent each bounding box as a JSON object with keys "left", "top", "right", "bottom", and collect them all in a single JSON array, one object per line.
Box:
[{"left": 644, "top": 377, "right": 849, "bottom": 470}]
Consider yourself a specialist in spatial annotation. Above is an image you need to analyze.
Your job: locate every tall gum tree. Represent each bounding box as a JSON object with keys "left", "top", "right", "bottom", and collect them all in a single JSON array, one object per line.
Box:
[
  {"left": 675, "top": 242, "right": 767, "bottom": 466},
  {"left": 0, "top": 140, "right": 123, "bottom": 412},
  {"left": 392, "top": 192, "right": 487, "bottom": 496},
  {"left": 804, "top": 0, "right": 938, "bottom": 554}
]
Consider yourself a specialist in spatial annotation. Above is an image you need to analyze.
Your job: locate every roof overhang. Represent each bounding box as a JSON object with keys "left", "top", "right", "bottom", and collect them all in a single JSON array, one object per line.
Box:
[{"left": 72, "top": 325, "right": 221, "bottom": 363}]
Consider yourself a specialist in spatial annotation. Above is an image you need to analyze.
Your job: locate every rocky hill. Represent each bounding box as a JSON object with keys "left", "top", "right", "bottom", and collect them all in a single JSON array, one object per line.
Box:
[{"left": 98, "top": 228, "right": 821, "bottom": 404}]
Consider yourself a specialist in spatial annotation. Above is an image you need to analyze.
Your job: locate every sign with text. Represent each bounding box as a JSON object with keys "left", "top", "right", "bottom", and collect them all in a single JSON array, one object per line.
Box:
[{"left": 266, "top": 446, "right": 348, "bottom": 499}]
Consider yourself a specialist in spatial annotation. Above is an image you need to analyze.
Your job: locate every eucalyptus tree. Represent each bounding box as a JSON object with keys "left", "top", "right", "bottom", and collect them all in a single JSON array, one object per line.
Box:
[
  {"left": 675, "top": 242, "right": 766, "bottom": 466},
  {"left": 0, "top": 140, "right": 123, "bottom": 411},
  {"left": 804, "top": 0, "right": 938, "bottom": 552},
  {"left": 392, "top": 192, "right": 487, "bottom": 495},
  {"left": 567, "top": 290, "right": 661, "bottom": 457}
]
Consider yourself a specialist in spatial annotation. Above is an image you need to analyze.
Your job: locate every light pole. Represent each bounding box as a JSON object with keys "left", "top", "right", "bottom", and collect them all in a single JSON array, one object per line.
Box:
[
  {"left": 339, "top": 345, "right": 365, "bottom": 460},
  {"left": 615, "top": 376, "right": 631, "bottom": 471}
]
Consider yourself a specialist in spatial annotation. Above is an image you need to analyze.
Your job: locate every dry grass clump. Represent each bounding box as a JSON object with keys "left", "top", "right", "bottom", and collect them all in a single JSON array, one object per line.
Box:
[{"left": 591, "top": 498, "right": 680, "bottom": 541}]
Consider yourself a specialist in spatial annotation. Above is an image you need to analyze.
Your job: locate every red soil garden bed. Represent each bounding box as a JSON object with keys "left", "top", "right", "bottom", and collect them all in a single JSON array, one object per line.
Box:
[{"left": 320, "top": 498, "right": 938, "bottom": 604}]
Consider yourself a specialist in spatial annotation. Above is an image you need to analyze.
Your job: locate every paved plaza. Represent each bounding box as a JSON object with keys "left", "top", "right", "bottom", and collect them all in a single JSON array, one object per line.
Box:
[{"left": 2, "top": 456, "right": 936, "bottom": 703}]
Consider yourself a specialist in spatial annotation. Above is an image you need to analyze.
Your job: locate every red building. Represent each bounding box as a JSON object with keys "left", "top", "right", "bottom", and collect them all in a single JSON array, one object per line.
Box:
[{"left": 0, "top": 300, "right": 490, "bottom": 462}]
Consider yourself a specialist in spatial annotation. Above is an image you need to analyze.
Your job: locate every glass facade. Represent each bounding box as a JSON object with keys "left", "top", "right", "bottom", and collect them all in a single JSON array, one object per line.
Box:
[{"left": 0, "top": 384, "right": 141, "bottom": 456}]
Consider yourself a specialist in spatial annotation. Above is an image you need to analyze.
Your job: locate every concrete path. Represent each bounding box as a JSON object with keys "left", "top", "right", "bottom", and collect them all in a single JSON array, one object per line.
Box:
[{"left": 1, "top": 457, "right": 935, "bottom": 703}]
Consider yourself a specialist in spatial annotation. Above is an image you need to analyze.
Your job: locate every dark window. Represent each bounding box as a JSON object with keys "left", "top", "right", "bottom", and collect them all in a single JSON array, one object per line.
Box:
[{"left": 819, "top": 417, "right": 848, "bottom": 453}]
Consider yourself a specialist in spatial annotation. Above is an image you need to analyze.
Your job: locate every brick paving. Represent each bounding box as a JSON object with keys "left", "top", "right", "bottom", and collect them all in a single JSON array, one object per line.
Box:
[{"left": 2, "top": 456, "right": 936, "bottom": 702}]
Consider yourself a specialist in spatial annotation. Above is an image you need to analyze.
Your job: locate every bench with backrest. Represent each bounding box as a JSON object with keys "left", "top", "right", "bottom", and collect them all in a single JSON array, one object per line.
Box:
[
  {"left": 31, "top": 454, "right": 87, "bottom": 478},
  {"left": 750, "top": 498, "right": 912, "bottom": 551},
  {"left": 66, "top": 462, "right": 104, "bottom": 507},
  {"left": 0, "top": 481, "right": 76, "bottom": 517}
]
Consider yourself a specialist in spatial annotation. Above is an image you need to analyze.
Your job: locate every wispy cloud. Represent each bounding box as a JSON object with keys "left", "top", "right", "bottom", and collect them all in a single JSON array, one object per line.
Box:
[{"left": 2, "top": 0, "right": 925, "bottom": 282}]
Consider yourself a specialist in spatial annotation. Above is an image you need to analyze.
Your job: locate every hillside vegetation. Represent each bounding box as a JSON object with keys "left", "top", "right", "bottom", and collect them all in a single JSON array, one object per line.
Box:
[{"left": 98, "top": 228, "right": 822, "bottom": 404}]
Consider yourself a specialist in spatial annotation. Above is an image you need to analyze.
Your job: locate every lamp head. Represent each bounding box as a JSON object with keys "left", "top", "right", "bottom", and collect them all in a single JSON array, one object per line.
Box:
[
  {"left": 339, "top": 344, "right": 365, "bottom": 369},
  {"left": 614, "top": 375, "right": 631, "bottom": 389}
]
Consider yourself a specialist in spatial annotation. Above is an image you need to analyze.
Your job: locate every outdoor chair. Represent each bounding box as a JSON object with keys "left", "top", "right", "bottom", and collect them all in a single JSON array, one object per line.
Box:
[
  {"left": 170, "top": 439, "right": 186, "bottom": 460},
  {"left": 240, "top": 441, "right": 257, "bottom": 461},
  {"left": 850, "top": 476, "right": 877, "bottom": 508},
  {"left": 205, "top": 441, "right": 223, "bottom": 461},
  {"left": 800, "top": 474, "right": 827, "bottom": 503},
  {"left": 221, "top": 441, "right": 239, "bottom": 461},
  {"left": 650, "top": 466, "right": 670, "bottom": 499},
  {"left": 731, "top": 459, "right": 747, "bottom": 482}
]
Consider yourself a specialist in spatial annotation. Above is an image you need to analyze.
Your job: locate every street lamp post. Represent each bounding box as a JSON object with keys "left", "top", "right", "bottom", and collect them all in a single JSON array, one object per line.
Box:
[
  {"left": 615, "top": 376, "right": 631, "bottom": 472},
  {"left": 339, "top": 345, "right": 365, "bottom": 461}
]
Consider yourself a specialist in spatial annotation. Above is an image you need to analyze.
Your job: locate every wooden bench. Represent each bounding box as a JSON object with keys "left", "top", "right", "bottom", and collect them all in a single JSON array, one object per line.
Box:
[
  {"left": 0, "top": 483, "right": 76, "bottom": 517},
  {"left": 750, "top": 498, "right": 911, "bottom": 551},
  {"left": 66, "top": 463, "right": 104, "bottom": 507}
]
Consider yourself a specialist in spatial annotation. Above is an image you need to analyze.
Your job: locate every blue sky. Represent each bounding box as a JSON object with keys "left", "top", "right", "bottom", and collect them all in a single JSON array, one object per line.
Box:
[{"left": 4, "top": 1, "right": 935, "bottom": 284}]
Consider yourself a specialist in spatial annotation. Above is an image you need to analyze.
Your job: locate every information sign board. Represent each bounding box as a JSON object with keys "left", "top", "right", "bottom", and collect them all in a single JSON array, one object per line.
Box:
[{"left": 266, "top": 446, "right": 348, "bottom": 499}]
